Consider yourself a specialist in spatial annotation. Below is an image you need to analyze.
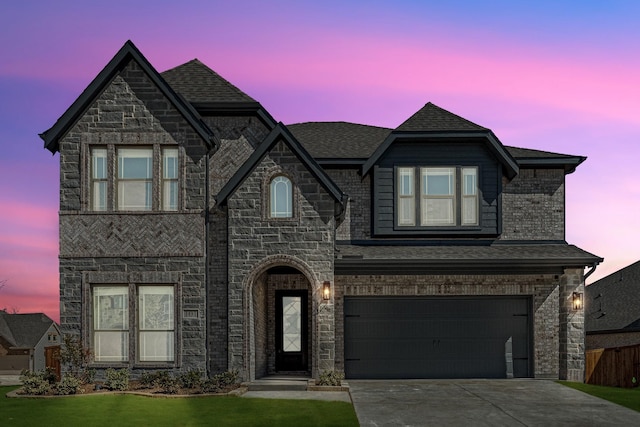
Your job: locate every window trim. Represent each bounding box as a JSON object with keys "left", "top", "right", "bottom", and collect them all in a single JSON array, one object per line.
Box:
[
  {"left": 117, "top": 147, "right": 153, "bottom": 211},
  {"left": 88, "top": 281, "right": 179, "bottom": 367},
  {"left": 269, "top": 175, "right": 293, "bottom": 218},
  {"left": 84, "top": 143, "right": 182, "bottom": 213},
  {"left": 395, "top": 165, "right": 480, "bottom": 229}
]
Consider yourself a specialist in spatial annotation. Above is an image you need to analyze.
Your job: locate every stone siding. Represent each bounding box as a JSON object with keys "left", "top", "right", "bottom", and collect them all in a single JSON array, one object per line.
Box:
[
  {"left": 501, "top": 168, "right": 565, "bottom": 240},
  {"left": 56, "top": 58, "right": 210, "bottom": 377},
  {"left": 59, "top": 256, "right": 206, "bottom": 376},
  {"left": 226, "top": 140, "right": 336, "bottom": 380}
]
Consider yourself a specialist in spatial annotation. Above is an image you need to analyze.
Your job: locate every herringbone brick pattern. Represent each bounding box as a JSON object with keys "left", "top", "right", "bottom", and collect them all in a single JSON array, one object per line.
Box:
[{"left": 60, "top": 213, "right": 204, "bottom": 257}]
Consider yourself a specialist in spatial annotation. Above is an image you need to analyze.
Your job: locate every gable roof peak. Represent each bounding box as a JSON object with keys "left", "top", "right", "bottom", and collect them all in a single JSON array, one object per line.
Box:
[
  {"left": 396, "top": 102, "right": 488, "bottom": 132},
  {"left": 40, "top": 40, "right": 215, "bottom": 153}
]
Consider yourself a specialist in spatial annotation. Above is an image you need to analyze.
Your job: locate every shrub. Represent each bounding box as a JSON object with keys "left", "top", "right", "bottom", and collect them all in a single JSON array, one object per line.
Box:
[
  {"left": 139, "top": 371, "right": 161, "bottom": 389},
  {"left": 155, "top": 371, "right": 179, "bottom": 394},
  {"left": 202, "top": 370, "right": 239, "bottom": 393},
  {"left": 42, "top": 366, "right": 58, "bottom": 384},
  {"left": 60, "top": 334, "right": 93, "bottom": 384},
  {"left": 53, "top": 374, "right": 82, "bottom": 395},
  {"left": 19, "top": 370, "right": 51, "bottom": 395},
  {"left": 179, "top": 369, "right": 203, "bottom": 389},
  {"left": 317, "top": 370, "right": 344, "bottom": 386},
  {"left": 104, "top": 368, "right": 130, "bottom": 391}
]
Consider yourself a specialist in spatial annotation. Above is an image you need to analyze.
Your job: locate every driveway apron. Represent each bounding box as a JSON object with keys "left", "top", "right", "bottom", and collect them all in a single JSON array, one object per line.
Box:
[{"left": 349, "top": 379, "right": 640, "bottom": 427}]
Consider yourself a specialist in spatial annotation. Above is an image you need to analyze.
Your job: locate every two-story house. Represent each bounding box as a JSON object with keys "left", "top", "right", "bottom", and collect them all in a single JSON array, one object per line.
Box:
[{"left": 41, "top": 41, "right": 601, "bottom": 382}]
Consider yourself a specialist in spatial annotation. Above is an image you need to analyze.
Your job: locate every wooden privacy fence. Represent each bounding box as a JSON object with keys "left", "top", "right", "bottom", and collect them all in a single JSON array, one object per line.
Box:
[{"left": 586, "top": 343, "right": 640, "bottom": 388}]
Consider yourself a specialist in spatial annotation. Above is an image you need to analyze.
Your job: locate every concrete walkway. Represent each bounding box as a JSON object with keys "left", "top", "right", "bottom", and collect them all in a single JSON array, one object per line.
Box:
[
  {"left": 349, "top": 379, "right": 640, "bottom": 426},
  {"left": 0, "top": 375, "right": 21, "bottom": 386}
]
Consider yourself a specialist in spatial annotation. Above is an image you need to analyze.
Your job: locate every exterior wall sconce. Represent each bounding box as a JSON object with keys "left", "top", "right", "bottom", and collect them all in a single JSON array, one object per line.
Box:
[
  {"left": 572, "top": 292, "right": 583, "bottom": 311},
  {"left": 323, "top": 281, "right": 331, "bottom": 300}
]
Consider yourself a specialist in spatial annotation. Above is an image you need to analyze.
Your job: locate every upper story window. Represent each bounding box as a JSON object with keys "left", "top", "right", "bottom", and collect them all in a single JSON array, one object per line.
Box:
[
  {"left": 162, "top": 148, "right": 179, "bottom": 211},
  {"left": 91, "top": 147, "right": 108, "bottom": 211},
  {"left": 118, "top": 147, "right": 153, "bottom": 211},
  {"left": 397, "top": 166, "right": 478, "bottom": 227},
  {"left": 88, "top": 145, "right": 180, "bottom": 212},
  {"left": 270, "top": 175, "right": 293, "bottom": 218}
]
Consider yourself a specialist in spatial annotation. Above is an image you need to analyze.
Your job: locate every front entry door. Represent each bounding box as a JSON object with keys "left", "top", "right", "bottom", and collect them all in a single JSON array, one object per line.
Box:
[{"left": 275, "top": 290, "right": 308, "bottom": 372}]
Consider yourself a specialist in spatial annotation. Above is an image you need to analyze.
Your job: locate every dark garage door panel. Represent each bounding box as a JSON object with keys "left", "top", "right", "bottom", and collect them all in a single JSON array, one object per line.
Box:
[{"left": 344, "top": 297, "right": 531, "bottom": 379}]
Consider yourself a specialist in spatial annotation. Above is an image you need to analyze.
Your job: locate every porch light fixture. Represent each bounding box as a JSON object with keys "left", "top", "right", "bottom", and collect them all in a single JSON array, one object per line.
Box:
[
  {"left": 572, "top": 292, "right": 583, "bottom": 311},
  {"left": 323, "top": 281, "right": 331, "bottom": 300}
]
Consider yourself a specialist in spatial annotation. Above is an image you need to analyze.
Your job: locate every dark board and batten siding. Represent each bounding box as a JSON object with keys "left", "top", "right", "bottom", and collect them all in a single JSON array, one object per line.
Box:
[{"left": 372, "top": 140, "right": 501, "bottom": 237}]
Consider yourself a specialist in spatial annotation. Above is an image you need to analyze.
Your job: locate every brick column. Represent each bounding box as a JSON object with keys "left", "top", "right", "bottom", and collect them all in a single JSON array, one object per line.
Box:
[{"left": 559, "top": 268, "right": 585, "bottom": 381}]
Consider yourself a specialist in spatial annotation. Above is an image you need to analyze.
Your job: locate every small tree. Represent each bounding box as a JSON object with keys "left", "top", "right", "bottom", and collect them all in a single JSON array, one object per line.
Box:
[{"left": 60, "top": 334, "right": 94, "bottom": 383}]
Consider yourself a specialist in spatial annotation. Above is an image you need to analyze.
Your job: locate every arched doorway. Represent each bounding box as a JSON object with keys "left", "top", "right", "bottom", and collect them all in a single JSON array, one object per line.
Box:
[{"left": 247, "top": 262, "right": 315, "bottom": 380}]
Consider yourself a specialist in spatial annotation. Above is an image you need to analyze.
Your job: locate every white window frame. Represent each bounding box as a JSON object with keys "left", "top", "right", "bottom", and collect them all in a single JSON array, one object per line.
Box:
[
  {"left": 93, "top": 286, "right": 129, "bottom": 363},
  {"left": 90, "top": 147, "right": 108, "bottom": 211},
  {"left": 396, "top": 166, "right": 479, "bottom": 228},
  {"left": 461, "top": 167, "right": 479, "bottom": 226},
  {"left": 421, "top": 167, "right": 456, "bottom": 226},
  {"left": 162, "top": 148, "right": 179, "bottom": 211},
  {"left": 397, "top": 167, "right": 415, "bottom": 226},
  {"left": 117, "top": 147, "right": 153, "bottom": 211},
  {"left": 269, "top": 175, "right": 293, "bottom": 218},
  {"left": 138, "top": 285, "right": 175, "bottom": 362}
]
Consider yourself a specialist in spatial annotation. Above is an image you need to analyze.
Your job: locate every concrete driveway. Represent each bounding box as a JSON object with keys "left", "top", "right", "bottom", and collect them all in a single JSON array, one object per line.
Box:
[{"left": 349, "top": 379, "right": 640, "bottom": 426}]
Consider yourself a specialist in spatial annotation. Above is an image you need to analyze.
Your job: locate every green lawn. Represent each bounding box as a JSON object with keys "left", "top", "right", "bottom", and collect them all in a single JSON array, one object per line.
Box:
[
  {"left": 559, "top": 381, "right": 640, "bottom": 413},
  {"left": 1, "top": 386, "right": 359, "bottom": 427}
]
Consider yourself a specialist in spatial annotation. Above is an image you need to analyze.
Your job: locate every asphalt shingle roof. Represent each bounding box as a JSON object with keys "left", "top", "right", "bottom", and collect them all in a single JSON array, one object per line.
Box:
[
  {"left": 287, "top": 121, "right": 580, "bottom": 162},
  {"left": 161, "top": 59, "right": 256, "bottom": 104},
  {"left": 287, "top": 122, "right": 392, "bottom": 159},
  {"left": 395, "top": 102, "right": 487, "bottom": 132},
  {"left": 0, "top": 312, "right": 56, "bottom": 348},
  {"left": 586, "top": 261, "right": 640, "bottom": 333}
]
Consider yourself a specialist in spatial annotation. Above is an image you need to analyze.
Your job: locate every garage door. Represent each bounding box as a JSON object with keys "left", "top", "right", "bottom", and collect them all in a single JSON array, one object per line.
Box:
[{"left": 344, "top": 296, "right": 531, "bottom": 379}]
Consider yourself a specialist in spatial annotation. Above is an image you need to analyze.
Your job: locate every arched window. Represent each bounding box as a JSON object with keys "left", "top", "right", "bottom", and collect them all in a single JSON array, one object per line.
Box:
[{"left": 270, "top": 176, "right": 292, "bottom": 218}]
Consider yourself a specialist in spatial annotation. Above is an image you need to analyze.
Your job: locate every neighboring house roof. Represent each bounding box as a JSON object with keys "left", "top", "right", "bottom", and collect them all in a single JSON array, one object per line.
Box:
[
  {"left": 287, "top": 122, "right": 392, "bottom": 161},
  {"left": 335, "top": 242, "right": 603, "bottom": 274},
  {"left": 586, "top": 260, "right": 640, "bottom": 334},
  {"left": 161, "top": 59, "right": 256, "bottom": 104},
  {"left": 216, "top": 123, "right": 347, "bottom": 214},
  {"left": 0, "top": 311, "right": 58, "bottom": 349},
  {"left": 40, "top": 40, "right": 216, "bottom": 153},
  {"left": 395, "top": 102, "right": 488, "bottom": 132}
]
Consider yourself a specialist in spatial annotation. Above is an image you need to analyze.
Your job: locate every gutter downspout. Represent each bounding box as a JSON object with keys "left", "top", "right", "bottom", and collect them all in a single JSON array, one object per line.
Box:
[
  {"left": 584, "top": 263, "right": 598, "bottom": 283},
  {"left": 204, "top": 151, "right": 211, "bottom": 378}
]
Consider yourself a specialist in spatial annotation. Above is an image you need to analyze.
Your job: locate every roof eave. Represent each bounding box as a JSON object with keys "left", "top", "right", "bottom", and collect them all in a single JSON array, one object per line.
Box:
[
  {"left": 516, "top": 156, "right": 587, "bottom": 174},
  {"left": 40, "top": 40, "right": 216, "bottom": 154},
  {"left": 362, "top": 130, "right": 519, "bottom": 179}
]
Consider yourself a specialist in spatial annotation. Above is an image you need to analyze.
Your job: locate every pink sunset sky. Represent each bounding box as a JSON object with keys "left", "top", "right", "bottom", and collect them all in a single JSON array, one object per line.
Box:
[{"left": 1, "top": 1, "right": 639, "bottom": 323}]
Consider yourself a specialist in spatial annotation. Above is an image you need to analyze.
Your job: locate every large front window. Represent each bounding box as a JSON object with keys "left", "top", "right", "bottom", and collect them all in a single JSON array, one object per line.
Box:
[
  {"left": 397, "top": 166, "right": 478, "bottom": 227},
  {"left": 92, "top": 285, "right": 175, "bottom": 364}
]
